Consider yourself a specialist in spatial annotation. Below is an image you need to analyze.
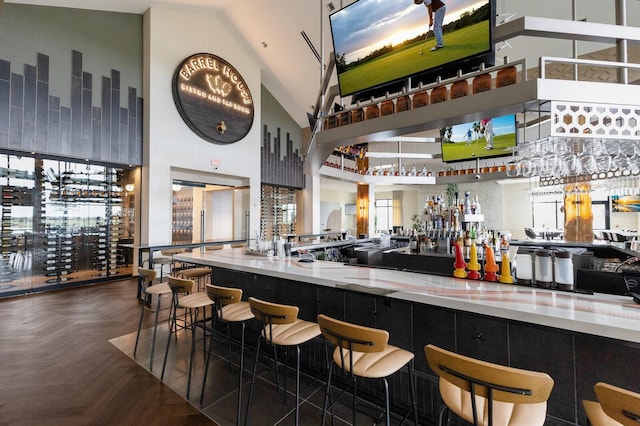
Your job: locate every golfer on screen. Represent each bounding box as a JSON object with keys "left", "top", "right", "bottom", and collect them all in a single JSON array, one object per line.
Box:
[
  {"left": 415, "top": 0, "right": 446, "bottom": 51},
  {"left": 481, "top": 119, "right": 493, "bottom": 150}
]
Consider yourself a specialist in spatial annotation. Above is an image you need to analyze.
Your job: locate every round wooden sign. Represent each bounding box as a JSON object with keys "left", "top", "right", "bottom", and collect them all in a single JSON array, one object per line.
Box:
[{"left": 172, "top": 53, "right": 254, "bottom": 144}]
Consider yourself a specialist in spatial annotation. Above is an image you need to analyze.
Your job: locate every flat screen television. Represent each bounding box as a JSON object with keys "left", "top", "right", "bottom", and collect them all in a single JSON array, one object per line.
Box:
[
  {"left": 329, "top": 0, "right": 495, "bottom": 100},
  {"left": 440, "top": 114, "right": 517, "bottom": 163}
]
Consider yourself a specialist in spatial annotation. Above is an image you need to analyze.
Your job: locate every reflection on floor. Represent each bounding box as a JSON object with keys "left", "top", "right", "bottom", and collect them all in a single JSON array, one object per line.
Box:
[
  {"left": 0, "top": 262, "right": 132, "bottom": 297},
  {"left": 110, "top": 320, "right": 383, "bottom": 426}
]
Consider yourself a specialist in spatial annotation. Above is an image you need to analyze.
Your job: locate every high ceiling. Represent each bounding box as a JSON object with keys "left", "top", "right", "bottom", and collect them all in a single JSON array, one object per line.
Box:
[
  {"left": 7, "top": 0, "right": 640, "bottom": 130},
  {"left": 6, "top": 0, "right": 640, "bottom": 190},
  {"left": 7, "top": 0, "right": 350, "bottom": 129}
]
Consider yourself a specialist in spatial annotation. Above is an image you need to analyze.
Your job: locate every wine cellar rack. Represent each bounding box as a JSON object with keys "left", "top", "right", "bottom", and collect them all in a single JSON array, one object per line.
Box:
[
  {"left": 172, "top": 189, "right": 193, "bottom": 243},
  {"left": 260, "top": 185, "right": 297, "bottom": 241},
  {"left": 0, "top": 153, "right": 135, "bottom": 295}
]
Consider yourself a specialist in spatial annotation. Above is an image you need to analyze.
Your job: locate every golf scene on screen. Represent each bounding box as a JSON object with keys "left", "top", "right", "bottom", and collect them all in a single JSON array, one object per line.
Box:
[
  {"left": 440, "top": 114, "right": 517, "bottom": 162},
  {"left": 330, "top": 0, "right": 491, "bottom": 96}
]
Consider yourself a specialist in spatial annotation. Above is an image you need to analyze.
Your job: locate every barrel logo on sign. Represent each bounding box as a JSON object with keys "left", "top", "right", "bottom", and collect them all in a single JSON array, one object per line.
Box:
[{"left": 172, "top": 53, "right": 254, "bottom": 144}]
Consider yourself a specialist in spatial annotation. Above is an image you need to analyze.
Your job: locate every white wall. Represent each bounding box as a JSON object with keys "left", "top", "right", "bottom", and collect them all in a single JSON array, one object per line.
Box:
[
  {"left": 141, "top": 7, "right": 261, "bottom": 245},
  {"left": 320, "top": 187, "right": 357, "bottom": 232}
]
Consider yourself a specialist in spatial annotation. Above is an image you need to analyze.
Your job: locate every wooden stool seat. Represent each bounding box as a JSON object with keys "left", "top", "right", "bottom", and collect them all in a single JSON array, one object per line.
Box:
[
  {"left": 144, "top": 282, "right": 170, "bottom": 296},
  {"left": 583, "top": 382, "right": 640, "bottom": 426},
  {"left": 179, "top": 267, "right": 210, "bottom": 278},
  {"left": 263, "top": 319, "right": 322, "bottom": 346},
  {"left": 583, "top": 400, "right": 621, "bottom": 425},
  {"left": 318, "top": 314, "right": 418, "bottom": 425},
  {"left": 179, "top": 268, "right": 211, "bottom": 290},
  {"left": 332, "top": 344, "right": 415, "bottom": 379}
]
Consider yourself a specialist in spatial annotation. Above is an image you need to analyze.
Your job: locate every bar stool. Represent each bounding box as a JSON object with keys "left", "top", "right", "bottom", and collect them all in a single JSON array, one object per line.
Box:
[
  {"left": 153, "top": 248, "right": 184, "bottom": 281},
  {"left": 317, "top": 314, "right": 418, "bottom": 426},
  {"left": 205, "top": 244, "right": 224, "bottom": 251},
  {"left": 425, "top": 344, "right": 554, "bottom": 426},
  {"left": 245, "top": 297, "right": 321, "bottom": 426},
  {"left": 583, "top": 382, "right": 640, "bottom": 426},
  {"left": 200, "top": 284, "right": 254, "bottom": 425},
  {"left": 179, "top": 267, "right": 212, "bottom": 291},
  {"left": 161, "top": 276, "right": 214, "bottom": 399},
  {"left": 133, "top": 268, "right": 171, "bottom": 371}
]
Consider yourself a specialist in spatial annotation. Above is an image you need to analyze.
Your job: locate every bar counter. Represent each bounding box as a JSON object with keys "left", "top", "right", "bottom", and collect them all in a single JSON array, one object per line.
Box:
[
  {"left": 175, "top": 248, "right": 640, "bottom": 425},
  {"left": 176, "top": 248, "right": 640, "bottom": 344}
]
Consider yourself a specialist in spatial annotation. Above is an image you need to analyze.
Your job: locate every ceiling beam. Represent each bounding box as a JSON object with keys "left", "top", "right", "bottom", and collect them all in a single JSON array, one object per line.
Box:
[{"left": 494, "top": 16, "right": 640, "bottom": 44}]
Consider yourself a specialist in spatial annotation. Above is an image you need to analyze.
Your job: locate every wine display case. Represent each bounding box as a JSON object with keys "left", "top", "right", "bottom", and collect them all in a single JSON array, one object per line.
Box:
[
  {"left": 172, "top": 189, "right": 193, "bottom": 243},
  {"left": 0, "top": 152, "right": 135, "bottom": 296},
  {"left": 260, "top": 185, "right": 297, "bottom": 241}
]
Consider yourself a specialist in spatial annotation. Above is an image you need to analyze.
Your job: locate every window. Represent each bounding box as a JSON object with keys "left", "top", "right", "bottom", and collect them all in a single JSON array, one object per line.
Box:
[
  {"left": 532, "top": 196, "right": 610, "bottom": 230},
  {"left": 374, "top": 199, "right": 392, "bottom": 233}
]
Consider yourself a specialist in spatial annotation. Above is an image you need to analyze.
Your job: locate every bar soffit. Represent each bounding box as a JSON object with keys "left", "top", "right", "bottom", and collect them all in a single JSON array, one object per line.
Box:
[{"left": 306, "top": 15, "right": 640, "bottom": 176}]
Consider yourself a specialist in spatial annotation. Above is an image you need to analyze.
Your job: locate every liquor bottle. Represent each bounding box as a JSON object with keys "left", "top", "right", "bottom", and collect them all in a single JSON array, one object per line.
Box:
[
  {"left": 409, "top": 230, "right": 418, "bottom": 253},
  {"left": 464, "top": 191, "right": 472, "bottom": 215},
  {"left": 474, "top": 194, "right": 482, "bottom": 215}
]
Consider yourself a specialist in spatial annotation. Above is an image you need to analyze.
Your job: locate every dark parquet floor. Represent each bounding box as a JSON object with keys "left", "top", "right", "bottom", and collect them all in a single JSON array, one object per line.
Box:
[{"left": 0, "top": 279, "right": 215, "bottom": 426}]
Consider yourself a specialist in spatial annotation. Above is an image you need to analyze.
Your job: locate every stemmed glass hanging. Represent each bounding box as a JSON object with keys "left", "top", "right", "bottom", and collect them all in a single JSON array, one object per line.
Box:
[
  {"left": 594, "top": 139, "right": 613, "bottom": 174},
  {"left": 578, "top": 139, "right": 597, "bottom": 176},
  {"left": 542, "top": 137, "right": 560, "bottom": 177},
  {"left": 611, "top": 140, "right": 631, "bottom": 174},
  {"left": 562, "top": 139, "right": 582, "bottom": 177},
  {"left": 628, "top": 141, "right": 640, "bottom": 175}
]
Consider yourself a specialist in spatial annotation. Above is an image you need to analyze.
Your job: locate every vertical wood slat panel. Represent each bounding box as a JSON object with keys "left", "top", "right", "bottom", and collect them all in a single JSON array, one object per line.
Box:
[
  {"left": 92, "top": 106, "right": 101, "bottom": 159},
  {"left": 0, "top": 51, "right": 142, "bottom": 165},
  {"left": 23, "top": 64, "right": 36, "bottom": 151},
  {"left": 48, "top": 96, "right": 60, "bottom": 155},
  {"left": 260, "top": 123, "right": 304, "bottom": 189},
  {"left": 0, "top": 60, "right": 10, "bottom": 146},
  {"left": 128, "top": 87, "right": 137, "bottom": 164},
  {"left": 9, "top": 73, "right": 23, "bottom": 150},
  {"left": 101, "top": 76, "right": 112, "bottom": 162},
  {"left": 81, "top": 71, "right": 93, "bottom": 159},
  {"left": 69, "top": 50, "right": 82, "bottom": 157},
  {"left": 110, "top": 69, "right": 120, "bottom": 162},
  {"left": 36, "top": 53, "right": 49, "bottom": 154}
]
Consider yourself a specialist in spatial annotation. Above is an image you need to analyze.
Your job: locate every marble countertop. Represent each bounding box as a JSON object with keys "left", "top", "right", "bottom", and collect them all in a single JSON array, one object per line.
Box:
[{"left": 175, "top": 248, "right": 640, "bottom": 344}]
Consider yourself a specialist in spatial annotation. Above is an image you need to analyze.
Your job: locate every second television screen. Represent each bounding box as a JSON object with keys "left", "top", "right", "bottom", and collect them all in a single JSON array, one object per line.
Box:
[
  {"left": 330, "top": 0, "right": 492, "bottom": 97},
  {"left": 440, "top": 114, "right": 517, "bottom": 163}
]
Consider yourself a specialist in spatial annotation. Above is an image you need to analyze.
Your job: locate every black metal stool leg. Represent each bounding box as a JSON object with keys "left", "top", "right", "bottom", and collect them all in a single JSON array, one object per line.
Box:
[
  {"left": 149, "top": 294, "right": 163, "bottom": 371},
  {"left": 245, "top": 335, "right": 263, "bottom": 426},
  {"left": 236, "top": 322, "right": 246, "bottom": 426}
]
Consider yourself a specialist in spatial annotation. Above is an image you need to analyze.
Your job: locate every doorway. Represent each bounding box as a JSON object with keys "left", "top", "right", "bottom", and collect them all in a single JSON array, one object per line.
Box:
[{"left": 171, "top": 180, "right": 249, "bottom": 243}]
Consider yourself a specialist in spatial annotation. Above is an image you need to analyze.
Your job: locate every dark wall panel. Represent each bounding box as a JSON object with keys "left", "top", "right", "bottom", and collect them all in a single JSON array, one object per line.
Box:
[
  {"left": 0, "top": 50, "right": 142, "bottom": 165},
  {"left": 9, "top": 73, "right": 23, "bottom": 150},
  {"left": 48, "top": 96, "right": 60, "bottom": 155},
  {"left": 261, "top": 123, "right": 304, "bottom": 189}
]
